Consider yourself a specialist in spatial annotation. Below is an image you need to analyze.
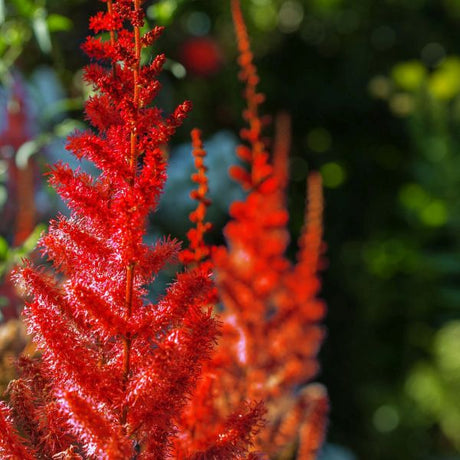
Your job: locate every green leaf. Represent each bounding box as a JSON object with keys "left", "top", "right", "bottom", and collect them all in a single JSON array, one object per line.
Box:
[
  {"left": 392, "top": 61, "right": 427, "bottom": 92},
  {"left": 10, "top": 0, "right": 35, "bottom": 18},
  {"left": 33, "top": 7, "right": 51, "bottom": 53},
  {"left": 54, "top": 118, "right": 85, "bottom": 137},
  {"left": 0, "top": 185, "right": 7, "bottom": 210},
  {"left": 147, "top": 0, "right": 178, "bottom": 25},
  {"left": 0, "top": 0, "right": 5, "bottom": 25},
  {"left": 15, "top": 139, "right": 40, "bottom": 168},
  {"left": 0, "top": 236, "right": 8, "bottom": 261},
  {"left": 21, "top": 224, "right": 45, "bottom": 253},
  {"left": 47, "top": 13, "right": 72, "bottom": 32}
]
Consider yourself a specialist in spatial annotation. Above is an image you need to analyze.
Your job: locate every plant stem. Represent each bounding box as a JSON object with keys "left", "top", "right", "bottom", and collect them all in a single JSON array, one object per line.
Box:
[
  {"left": 106, "top": 0, "right": 117, "bottom": 78},
  {"left": 121, "top": 0, "right": 142, "bottom": 427},
  {"left": 106, "top": 0, "right": 116, "bottom": 47}
]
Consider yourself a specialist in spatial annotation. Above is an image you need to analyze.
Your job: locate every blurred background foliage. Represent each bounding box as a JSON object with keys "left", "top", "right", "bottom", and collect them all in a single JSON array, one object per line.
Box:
[{"left": 1, "top": 0, "right": 460, "bottom": 459}]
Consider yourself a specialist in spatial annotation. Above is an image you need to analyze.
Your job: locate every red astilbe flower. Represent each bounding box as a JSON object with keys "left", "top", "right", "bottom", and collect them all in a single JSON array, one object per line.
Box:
[
  {"left": 174, "top": 130, "right": 266, "bottom": 459},
  {"left": 179, "top": 129, "right": 214, "bottom": 270},
  {"left": 0, "top": 0, "right": 229, "bottom": 458},
  {"left": 180, "top": 0, "right": 329, "bottom": 457},
  {"left": 0, "top": 77, "right": 37, "bottom": 247},
  {"left": 0, "top": 77, "right": 39, "bottom": 322}
]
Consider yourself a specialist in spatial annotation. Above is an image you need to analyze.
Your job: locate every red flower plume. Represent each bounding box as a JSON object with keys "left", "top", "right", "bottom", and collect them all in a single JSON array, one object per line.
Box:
[
  {"left": 177, "top": 1, "right": 329, "bottom": 458},
  {"left": 2, "top": 1, "right": 223, "bottom": 458}
]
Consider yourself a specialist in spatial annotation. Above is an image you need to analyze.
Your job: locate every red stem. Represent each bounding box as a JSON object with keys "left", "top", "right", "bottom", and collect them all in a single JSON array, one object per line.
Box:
[
  {"left": 106, "top": 0, "right": 117, "bottom": 78},
  {"left": 106, "top": 0, "right": 116, "bottom": 47},
  {"left": 121, "top": 0, "right": 142, "bottom": 427}
]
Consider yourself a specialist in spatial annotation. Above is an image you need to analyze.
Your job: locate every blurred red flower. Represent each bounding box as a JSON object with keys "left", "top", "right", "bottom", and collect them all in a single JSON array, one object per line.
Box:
[{"left": 180, "top": 37, "right": 223, "bottom": 77}]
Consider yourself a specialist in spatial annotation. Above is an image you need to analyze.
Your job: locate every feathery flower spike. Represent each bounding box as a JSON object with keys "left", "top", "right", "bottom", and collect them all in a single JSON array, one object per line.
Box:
[
  {"left": 211, "top": 0, "right": 329, "bottom": 457},
  {"left": 179, "top": 129, "right": 213, "bottom": 269},
  {"left": 5, "top": 0, "right": 222, "bottom": 458}
]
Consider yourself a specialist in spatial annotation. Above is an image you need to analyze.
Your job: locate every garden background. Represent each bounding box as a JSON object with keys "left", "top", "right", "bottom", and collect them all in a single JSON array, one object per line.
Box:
[{"left": 1, "top": 0, "right": 460, "bottom": 459}]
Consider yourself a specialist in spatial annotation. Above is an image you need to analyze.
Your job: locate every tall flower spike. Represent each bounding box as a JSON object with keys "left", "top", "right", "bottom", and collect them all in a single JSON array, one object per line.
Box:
[
  {"left": 210, "top": 0, "right": 329, "bottom": 457},
  {"left": 179, "top": 129, "right": 213, "bottom": 269},
  {"left": 297, "top": 385, "right": 329, "bottom": 460},
  {"left": 298, "top": 171, "right": 325, "bottom": 274},
  {"left": 6, "top": 0, "right": 221, "bottom": 458},
  {"left": 230, "top": 0, "right": 271, "bottom": 189},
  {"left": 173, "top": 130, "right": 266, "bottom": 457},
  {"left": 0, "top": 78, "right": 37, "bottom": 246}
]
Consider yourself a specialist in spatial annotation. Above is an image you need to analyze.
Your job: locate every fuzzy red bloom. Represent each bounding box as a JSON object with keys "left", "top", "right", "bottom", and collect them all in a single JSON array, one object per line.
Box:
[
  {"left": 173, "top": 131, "right": 264, "bottom": 458},
  {"left": 0, "top": 402, "right": 35, "bottom": 459},
  {"left": 176, "top": 1, "right": 329, "bottom": 458},
  {"left": 4, "top": 1, "right": 226, "bottom": 458},
  {"left": 179, "top": 129, "right": 214, "bottom": 269}
]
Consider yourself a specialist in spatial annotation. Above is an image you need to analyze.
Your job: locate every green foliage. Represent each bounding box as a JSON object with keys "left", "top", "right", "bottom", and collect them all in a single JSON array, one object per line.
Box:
[
  {"left": 0, "top": 225, "right": 44, "bottom": 279},
  {"left": 146, "top": 0, "right": 187, "bottom": 25},
  {"left": 0, "top": 0, "right": 72, "bottom": 79},
  {"left": 406, "top": 321, "right": 460, "bottom": 450}
]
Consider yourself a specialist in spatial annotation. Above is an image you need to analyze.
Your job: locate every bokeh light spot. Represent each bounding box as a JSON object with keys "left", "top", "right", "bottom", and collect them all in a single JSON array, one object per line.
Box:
[
  {"left": 368, "top": 75, "right": 392, "bottom": 99},
  {"left": 389, "top": 93, "right": 414, "bottom": 117},
  {"left": 278, "top": 1, "right": 304, "bottom": 33},
  {"left": 406, "top": 364, "right": 443, "bottom": 414},
  {"left": 170, "top": 62, "right": 186, "bottom": 79},
  {"left": 399, "top": 183, "right": 429, "bottom": 210},
  {"left": 421, "top": 42, "right": 446, "bottom": 66},
  {"left": 186, "top": 11, "right": 211, "bottom": 36},
  {"left": 320, "top": 162, "right": 346, "bottom": 188},
  {"left": 250, "top": 4, "right": 277, "bottom": 31},
  {"left": 392, "top": 61, "right": 426, "bottom": 91},
  {"left": 425, "top": 136, "right": 448, "bottom": 162},
  {"left": 429, "top": 57, "right": 460, "bottom": 100},
  {"left": 373, "top": 405, "right": 400, "bottom": 433},
  {"left": 147, "top": 0, "right": 177, "bottom": 25},
  {"left": 435, "top": 321, "right": 460, "bottom": 380},
  {"left": 420, "top": 200, "right": 447, "bottom": 227}
]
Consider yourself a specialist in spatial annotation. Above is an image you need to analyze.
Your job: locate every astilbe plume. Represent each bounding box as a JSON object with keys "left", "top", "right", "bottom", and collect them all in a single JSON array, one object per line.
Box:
[
  {"left": 179, "top": 129, "right": 213, "bottom": 271},
  {"left": 173, "top": 129, "right": 266, "bottom": 459},
  {"left": 0, "top": 77, "right": 39, "bottom": 323},
  {"left": 176, "top": 1, "right": 329, "bottom": 458},
  {"left": 0, "top": 0, "right": 243, "bottom": 457},
  {"left": 0, "top": 77, "right": 37, "bottom": 247}
]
